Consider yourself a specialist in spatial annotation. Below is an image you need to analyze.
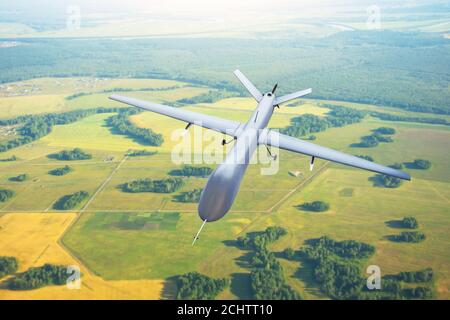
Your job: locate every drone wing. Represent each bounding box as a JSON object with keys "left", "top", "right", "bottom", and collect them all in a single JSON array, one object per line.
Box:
[
  {"left": 233, "top": 69, "right": 263, "bottom": 102},
  {"left": 260, "top": 130, "right": 411, "bottom": 180},
  {"left": 109, "top": 95, "right": 242, "bottom": 137}
]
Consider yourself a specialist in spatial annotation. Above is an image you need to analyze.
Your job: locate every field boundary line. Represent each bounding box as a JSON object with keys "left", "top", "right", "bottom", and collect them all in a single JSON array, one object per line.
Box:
[
  {"left": 80, "top": 155, "right": 129, "bottom": 213},
  {"left": 56, "top": 154, "right": 129, "bottom": 278}
]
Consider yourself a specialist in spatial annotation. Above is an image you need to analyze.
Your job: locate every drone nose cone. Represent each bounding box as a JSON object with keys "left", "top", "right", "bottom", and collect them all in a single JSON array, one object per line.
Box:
[{"left": 198, "top": 163, "right": 247, "bottom": 222}]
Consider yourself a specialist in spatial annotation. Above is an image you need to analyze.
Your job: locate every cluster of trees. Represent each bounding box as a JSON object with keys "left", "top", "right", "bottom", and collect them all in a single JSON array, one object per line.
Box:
[
  {"left": 0, "top": 256, "right": 18, "bottom": 278},
  {"left": 280, "top": 105, "right": 366, "bottom": 138},
  {"left": 302, "top": 236, "right": 375, "bottom": 260},
  {"left": 401, "top": 216, "right": 419, "bottom": 229},
  {"left": 169, "top": 166, "right": 213, "bottom": 177},
  {"left": 356, "top": 155, "right": 374, "bottom": 162},
  {"left": 126, "top": 149, "right": 157, "bottom": 157},
  {"left": 393, "top": 268, "right": 433, "bottom": 283},
  {"left": 372, "top": 174, "right": 403, "bottom": 188},
  {"left": 107, "top": 111, "right": 163, "bottom": 146},
  {"left": 9, "top": 173, "right": 29, "bottom": 182},
  {"left": 122, "top": 178, "right": 184, "bottom": 193},
  {"left": 370, "top": 112, "right": 450, "bottom": 127},
  {"left": 411, "top": 159, "right": 431, "bottom": 170},
  {"left": 237, "top": 227, "right": 301, "bottom": 300},
  {"left": 391, "top": 231, "right": 426, "bottom": 243},
  {"left": 237, "top": 226, "right": 287, "bottom": 250},
  {"left": 0, "top": 107, "right": 126, "bottom": 153},
  {"left": 177, "top": 90, "right": 239, "bottom": 104},
  {"left": 49, "top": 148, "right": 92, "bottom": 161},
  {"left": 300, "top": 236, "right": 433, "bottom": 299},
  {"left": 389, "top": 163, "right": 403, "bottom": 169},
  {"left": 54, "top": 191, "right": 89, "bottom": 210},
  {"left": 298, "top": 201, "right": 330, "bottom": 212},
  {"left": 0, "top": 189, "right": 15, "bottom": 202},
  {"left": 174, "top": 189, "right": 203, "bottom": 203},
  {"left": 354, "top": 132, "right": 394, "bottom": 148},
  {"left": 176, "top": 272, "right": 229, "bottom": 300},
  {"left": 48, "top": 165, "right": 73, "bottom": 176},
  {"left": 0, "top": 155, "right": 17, "bottom": 162},
  {"left": 8, "top": 264, "right": 70, "bottom": 290},
  {"left": 373, "top": 127, "right": 396, "bottom": 135}
]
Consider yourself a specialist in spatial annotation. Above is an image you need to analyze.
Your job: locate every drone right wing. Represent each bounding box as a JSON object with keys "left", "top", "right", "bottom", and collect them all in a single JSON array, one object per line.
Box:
[{"left": 260, "top": 130, "right": 411, "bottom": 180}]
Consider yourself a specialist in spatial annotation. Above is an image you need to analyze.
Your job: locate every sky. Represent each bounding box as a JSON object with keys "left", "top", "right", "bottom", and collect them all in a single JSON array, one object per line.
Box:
[{"left": 1, "top": 0, "right": 444, "bottom": 18}]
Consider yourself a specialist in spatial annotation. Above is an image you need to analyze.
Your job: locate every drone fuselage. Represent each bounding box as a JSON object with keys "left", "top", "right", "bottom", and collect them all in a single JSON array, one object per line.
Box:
[{"left": 198, "top": 94, "right": 275, "bottom": 221}]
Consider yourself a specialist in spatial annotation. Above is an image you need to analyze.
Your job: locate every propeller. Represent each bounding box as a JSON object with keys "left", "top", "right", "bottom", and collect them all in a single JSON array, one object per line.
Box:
[{"left": 271, "top": 83, "right": 278, "bottom": 94}]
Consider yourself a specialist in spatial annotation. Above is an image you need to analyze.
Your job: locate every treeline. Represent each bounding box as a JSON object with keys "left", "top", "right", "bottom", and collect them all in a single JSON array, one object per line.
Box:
[
  {"left": 174, "top": 189, "right": 203, "bottom": 203},
  {"left": 237, "top": 227, "right": 301, "bottom": 300},
  {"left": 8, "top": 264, "right": 72, "bottom": 290},
  {"left": 176, "top": 272, "right": 229, "bottom": 300},
  {"left": 390, "top": 231, "right": 426, "bottom": 243},
  {"left": 280, "top": 105, "right": 365, "bottom": 138},
  {"left": 66, "top": 85, "right": 183, "bottom": 100},
  {"left": 126, "top": 149, "right": 157, "bottom": 157},
  {"left": 48, "top": 165, "right": 73, "bottom": 176},
  {"left": 0, "top": 189, "right": 15, "bottom": 202},
  {"left": 53, "top": 191, "right": 89, "bottom": 210},
  {"left": 1, "top": 33, "right": 449, "bottom": 116},
  {"left": 0, "top": 256, "right": 18, "bottom": 278},
  {"left": 0, "top": 107, "right": 127, "bottom": 153},
  {"left": 177, "top": 90, "right": 239, "bottom": 104},
  {"left": 392, "top": 268, "right": 433, "bottom": 283},
  {"left": 297, "top": 201, "right": 329, "bottom": 212},
  {"left": 300, "top": 236, "right": 433, "bottom": 299},
  {"left": 106, "top": 110, "right": 163, "bottom": 146},
  {"left": 169, "top": 166, "right": 213, "bottom": 177},
  {"left": 49, "top": 148, "right": 92, "bottom": 161},
  {"left": 122, "top": 178, "right": 184, "bottom": 193},
  {"left": 371, "top": 111, "right": 450, "bottom": 127}
]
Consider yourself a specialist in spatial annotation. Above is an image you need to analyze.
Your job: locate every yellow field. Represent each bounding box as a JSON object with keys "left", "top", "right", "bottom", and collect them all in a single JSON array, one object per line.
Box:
[{"left": 0, "top": 213, "right": 170, "bottom": 300}]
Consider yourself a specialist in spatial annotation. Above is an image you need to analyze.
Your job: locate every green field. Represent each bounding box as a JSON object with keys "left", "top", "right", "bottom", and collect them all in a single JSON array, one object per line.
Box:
[{"left": 0, "top": 77, "right": 449, "bottom": 299}]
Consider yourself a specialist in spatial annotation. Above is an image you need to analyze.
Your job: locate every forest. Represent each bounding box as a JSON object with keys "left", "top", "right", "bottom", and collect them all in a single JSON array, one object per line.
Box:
[{"left": 0, "top": 31, "right": 448, "bottom": 115}]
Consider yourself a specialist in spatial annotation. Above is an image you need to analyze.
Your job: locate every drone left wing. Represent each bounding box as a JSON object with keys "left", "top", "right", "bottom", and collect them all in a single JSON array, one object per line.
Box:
[
  {"left": 260, "top": 130, "right": 411, "bottom": 180},
  {"left": 109, "top": 95, "right": 242, "bottom": 137}
]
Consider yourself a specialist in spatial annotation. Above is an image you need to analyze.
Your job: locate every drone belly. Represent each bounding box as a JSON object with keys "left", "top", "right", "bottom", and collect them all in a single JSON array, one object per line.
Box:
[
  {"left": 198, "top": 130, "right": 257, "bottom": 222},
  {"left": 198, "top": 163, "right": 248, "bottom": 221}
]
